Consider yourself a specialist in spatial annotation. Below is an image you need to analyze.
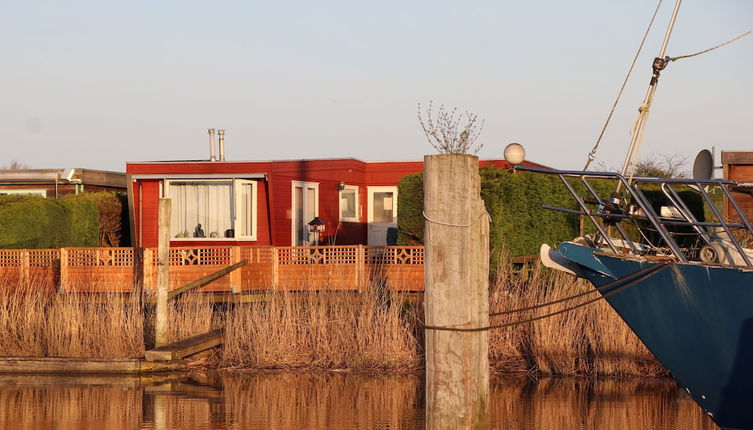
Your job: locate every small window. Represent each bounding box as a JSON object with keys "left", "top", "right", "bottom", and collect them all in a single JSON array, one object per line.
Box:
[{"left": 339, "top": 186, "right": 358, "bottom": 222}]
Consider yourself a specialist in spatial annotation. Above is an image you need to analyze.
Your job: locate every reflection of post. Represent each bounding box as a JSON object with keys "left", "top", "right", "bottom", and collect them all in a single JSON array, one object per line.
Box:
[
  {"left": 156, "top": 198, "right": 171, "bottom": 347},
  {"left": 424, "top": 154, "right": 490, "bottom": 429},
  {"left": 153, "top": 393, "right": 168, "bottom": 430}
]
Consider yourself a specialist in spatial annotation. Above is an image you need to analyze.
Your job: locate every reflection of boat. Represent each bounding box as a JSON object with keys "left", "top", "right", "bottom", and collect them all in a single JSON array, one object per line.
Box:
[
  {"left": 517, "top": 166, "right": 753, "bottom": 430},
  {"left": 510, "top": 1, "right": 753, "bottom": 428}
]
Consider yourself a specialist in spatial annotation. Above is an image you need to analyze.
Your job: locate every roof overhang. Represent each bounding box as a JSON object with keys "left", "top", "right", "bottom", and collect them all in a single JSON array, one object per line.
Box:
[{"left": 129, "top": 173, "right": 268, "bottom": 180}]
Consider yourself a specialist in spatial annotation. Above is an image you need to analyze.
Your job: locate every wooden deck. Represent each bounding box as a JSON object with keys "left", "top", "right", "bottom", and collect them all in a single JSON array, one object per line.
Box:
[{"left": 0, "top": 245, "right": 425, "bottom": 293}]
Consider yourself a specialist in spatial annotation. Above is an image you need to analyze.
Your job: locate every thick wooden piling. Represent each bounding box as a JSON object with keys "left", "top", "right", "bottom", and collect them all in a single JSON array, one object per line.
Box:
[
  {"left": 155, "top": 198, "right": 171, "bottom": 347},
  {"left": 424, "top": 154, "right": 490, "bottom": 429}
]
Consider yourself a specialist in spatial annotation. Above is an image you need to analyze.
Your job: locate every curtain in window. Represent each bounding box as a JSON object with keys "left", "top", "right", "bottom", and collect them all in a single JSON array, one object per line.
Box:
[{"left": 169, "top": 182, "right": 233, "bottom": 238}]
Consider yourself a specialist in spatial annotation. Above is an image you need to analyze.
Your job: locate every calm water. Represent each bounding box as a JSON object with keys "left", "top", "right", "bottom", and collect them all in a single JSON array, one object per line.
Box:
[{"left": 0, "top": 372, "right": 718, "bottom": 429}]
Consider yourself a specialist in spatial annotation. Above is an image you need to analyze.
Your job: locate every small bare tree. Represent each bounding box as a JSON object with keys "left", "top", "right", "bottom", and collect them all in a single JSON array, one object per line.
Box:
[
  {"left": 418, "top": 101, "right": 484, "bottom": 154},
  {"left": 597, "top": 154, "right": 688, "bottom": 178},
  {"left": 2, "top": 160, "right": 29, "bottom": 169},
  {"left": 633, "top": 154, "right": 687, "bottom": 179}
]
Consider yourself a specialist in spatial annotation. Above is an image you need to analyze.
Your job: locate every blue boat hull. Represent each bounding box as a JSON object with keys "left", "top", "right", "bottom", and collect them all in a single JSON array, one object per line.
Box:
[{"left": 559, "top": 243, "right": 753, "bottom": 430}]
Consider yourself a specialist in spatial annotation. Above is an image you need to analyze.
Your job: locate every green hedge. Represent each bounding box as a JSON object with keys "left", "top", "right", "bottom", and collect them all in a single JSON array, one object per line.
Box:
[
  {"left": 0, "top": 194, "right": 99, "bottom": 249},
  {"left": 63, "top": 192, "right": 130, "bottom": 247},
  {"left": 397, "top": 167, "right": 704, "bottom": 265},
  {"left": 398, "top": 167, "right": 606, "bottom": 261}
]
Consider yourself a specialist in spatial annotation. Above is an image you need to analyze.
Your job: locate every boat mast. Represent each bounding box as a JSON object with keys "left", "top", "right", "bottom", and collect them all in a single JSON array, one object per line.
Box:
[{"left": 619, "top": 0, "right": 683, "bottom": 185}]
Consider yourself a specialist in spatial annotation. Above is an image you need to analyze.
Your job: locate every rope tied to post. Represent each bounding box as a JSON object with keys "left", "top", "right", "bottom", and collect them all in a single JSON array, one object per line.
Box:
[
  {"left": 424, "top": 263, "right": 670, "bottom": 332},
  {"left": 422, "top": 209, "right": 491, "bottom": 228}
]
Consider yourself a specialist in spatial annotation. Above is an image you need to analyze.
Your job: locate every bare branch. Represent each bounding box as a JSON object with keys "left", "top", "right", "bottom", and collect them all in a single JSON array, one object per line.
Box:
[{"left": 418, "top": 101, "right": 485, "bottom": 154}]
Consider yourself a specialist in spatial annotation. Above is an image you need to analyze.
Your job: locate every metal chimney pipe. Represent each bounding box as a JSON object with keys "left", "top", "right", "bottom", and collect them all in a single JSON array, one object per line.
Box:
[
  {"left": 218, "top": 129, "right": 226, "bottom": 161},
  {"left": 208, "top": 128, "right": 216, "bottom": 162}
]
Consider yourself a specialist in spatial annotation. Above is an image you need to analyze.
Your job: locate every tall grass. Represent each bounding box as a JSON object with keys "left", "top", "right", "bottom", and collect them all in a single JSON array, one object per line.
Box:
[{"left": 0, "top": 255, "right": 667, "bottom": 376}]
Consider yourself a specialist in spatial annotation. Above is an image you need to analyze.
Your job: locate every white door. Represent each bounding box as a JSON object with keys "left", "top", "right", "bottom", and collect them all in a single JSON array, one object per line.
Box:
[
  {"left": 367, "top": 186, "right": 398, "bottom": 246},
  {"left": 291, "top": 181, "right": 319, "bottom": 246}
]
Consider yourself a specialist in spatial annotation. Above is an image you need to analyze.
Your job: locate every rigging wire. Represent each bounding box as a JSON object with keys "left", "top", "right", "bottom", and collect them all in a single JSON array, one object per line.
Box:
[
  {"left": 583, "top": 0, "right": 664, "bottom": 171},
  {"left": 668, "top": 29, "right": 753, "bottom": 62}
]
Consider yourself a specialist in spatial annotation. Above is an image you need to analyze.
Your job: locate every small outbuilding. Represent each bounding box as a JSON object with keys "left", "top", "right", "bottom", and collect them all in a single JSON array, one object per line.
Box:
[{"left": 0, "top": 168, "right": 127, "bottom": 199}]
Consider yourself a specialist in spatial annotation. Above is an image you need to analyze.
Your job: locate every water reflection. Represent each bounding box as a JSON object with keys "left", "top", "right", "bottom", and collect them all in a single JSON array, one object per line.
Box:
[{"left": 0, "top": 373, "right": 717, "bottom": 429}]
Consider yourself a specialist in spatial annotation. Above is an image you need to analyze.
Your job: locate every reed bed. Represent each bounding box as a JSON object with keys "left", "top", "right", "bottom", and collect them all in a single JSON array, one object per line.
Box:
[
  {"left": 0, "top": 255, "right": 667, "bottom": 376},
  {"left": 221, "top": 287, "right": 420, "bottom": 370},
  {"left": 489, "top": 254, "right": 667, "bottom": 377}
]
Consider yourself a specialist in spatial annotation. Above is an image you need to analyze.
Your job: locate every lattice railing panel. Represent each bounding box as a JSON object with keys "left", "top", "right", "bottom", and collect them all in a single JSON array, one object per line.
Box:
[
  {"left": 168, "top": 247, "right": 232, "bottom": 266},
  {"left": 29, "top": 249, "right": 60, "bottom": 267},
  {"left": 0, "top": 250, "right": 22, "bottom": 267},
  {"left": 364, "top": 246, "right": 424, "bottom": 265},
  {"left": 68, "top": 248, "right": 136, "bottom": 266},
  {"left": 276, "top": 246, "right": 359, "bottom": 266}
]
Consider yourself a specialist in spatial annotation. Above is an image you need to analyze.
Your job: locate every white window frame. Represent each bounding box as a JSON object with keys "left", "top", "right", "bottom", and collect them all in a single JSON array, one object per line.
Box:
[
  {"left": 291, "top": 181, "right": 319, "bottom": 246},
  {"left": 164, "top": 178, "right": 258, "bottom": 241},
  {"left": 338, "top": 185, "right": 359, "bottom": 222},
  {"left": 0, "top": 189, "right": 46, "bottom": 197},
  {"left": 367, "top": 186, "right": 398, "bottom": 224}
]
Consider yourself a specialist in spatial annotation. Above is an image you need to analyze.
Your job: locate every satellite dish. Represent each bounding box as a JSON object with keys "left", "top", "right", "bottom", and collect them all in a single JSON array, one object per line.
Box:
[{"left": 693, "top": 149, "right": 713, "bottom": 180}]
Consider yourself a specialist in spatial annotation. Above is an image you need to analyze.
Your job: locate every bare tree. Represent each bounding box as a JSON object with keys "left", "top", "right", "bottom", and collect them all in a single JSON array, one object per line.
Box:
[
  {"left": 633, "top": 154, "right": 688, "bottom": 178},
  {"left": 418, "top": 101, "right": 484, "bottom": 154},
  {"left": 597, "top": 154, "right": 687, "bottom": 178},
  {"left": 1, "top": 160, "right": 29, "bottom": 169}
]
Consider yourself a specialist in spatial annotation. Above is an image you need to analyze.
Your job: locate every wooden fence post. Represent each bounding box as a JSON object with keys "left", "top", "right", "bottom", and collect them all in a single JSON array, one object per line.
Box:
[
  {"left": 142, "top": 248, "right": 153, "bottom": 293},
  {"left": 59, "top": 248, "right": 68, "bottom": 293},
  {"left": 155, "top": 198, "right": 171, "bottom": 348},
  {"left": 357, "top": 245, "right": 365, "bottom": 290},
  {"left": 20, "top": 250, "right": 30, "bottom": 287},
  {"left": 272, "top": 247, "right": 279, "bottom": 290},
  {"left": 230, "top": 246, "right": 242, "bottom": 293},
  {"left": 424, "top": 154, "right": 490, "bottom": 429}
]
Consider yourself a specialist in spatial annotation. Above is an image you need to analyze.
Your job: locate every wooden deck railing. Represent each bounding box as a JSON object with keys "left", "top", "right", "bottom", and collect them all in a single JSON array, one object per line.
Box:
[{"left": 0, "top": 246, "right": 425, "bottom": 293}]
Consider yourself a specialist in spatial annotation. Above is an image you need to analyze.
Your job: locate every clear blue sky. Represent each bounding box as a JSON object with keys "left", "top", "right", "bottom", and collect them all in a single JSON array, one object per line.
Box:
[{"left": 1, "top": 1, "right": 751, "bottom": 172}]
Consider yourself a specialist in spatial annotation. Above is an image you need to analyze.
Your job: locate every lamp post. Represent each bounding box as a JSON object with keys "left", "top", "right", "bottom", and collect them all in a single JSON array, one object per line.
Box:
[{"left": 308, "top": 217, "right": 326, "bottom": 246}]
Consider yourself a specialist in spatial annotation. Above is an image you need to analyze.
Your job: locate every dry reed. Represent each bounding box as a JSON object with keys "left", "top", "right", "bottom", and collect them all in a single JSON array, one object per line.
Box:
[
  {"left": 221, "top": 286, "right": 420, "bottom": 370},
  {"left": 488, "top": 252, "right": 666, "bottom": 377},
  {"left": 0, "top": 254, "right": 667, "bottom": 376}
]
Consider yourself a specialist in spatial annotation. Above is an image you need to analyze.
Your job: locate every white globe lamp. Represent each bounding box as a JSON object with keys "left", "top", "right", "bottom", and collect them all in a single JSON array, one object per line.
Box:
[{"left": 504, "top": 143, "right": 526, "bottom": 165}]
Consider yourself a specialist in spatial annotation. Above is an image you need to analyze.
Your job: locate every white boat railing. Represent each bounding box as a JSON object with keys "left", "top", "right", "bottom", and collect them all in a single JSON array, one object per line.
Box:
[{"left": 515, "top": 165, "right": 753, "bottom": 268}]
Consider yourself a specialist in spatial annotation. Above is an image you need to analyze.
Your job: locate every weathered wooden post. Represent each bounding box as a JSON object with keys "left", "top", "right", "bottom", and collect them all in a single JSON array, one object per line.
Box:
[
  {"left": 59, "top": 248, "right": 68, "bottom": 293},
  {"left": 424, "top": 154, "right": 490, "bottom": 429},
  {"left": 155, "top": 198, "right": 171, "bottom": 347}
]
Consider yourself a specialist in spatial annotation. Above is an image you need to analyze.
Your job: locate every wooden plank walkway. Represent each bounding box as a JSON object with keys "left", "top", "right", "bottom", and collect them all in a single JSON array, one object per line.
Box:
[
  {"left": 145, "top": 328, "right": 224, "bottom": 361},
  {"left": 0, "top": 357, "right": 186, "bottom": 374}
]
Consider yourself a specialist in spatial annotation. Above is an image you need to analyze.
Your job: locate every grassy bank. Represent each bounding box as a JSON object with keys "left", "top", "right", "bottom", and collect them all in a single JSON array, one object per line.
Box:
[{"left": 0, "top": 259, "right": 666, "bottom": 377}]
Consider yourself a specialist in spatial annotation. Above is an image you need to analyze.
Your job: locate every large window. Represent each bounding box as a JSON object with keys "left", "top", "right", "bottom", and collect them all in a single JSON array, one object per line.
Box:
[
  {"left": 339, "top": 185, "right": 358, "bottom": 222},
  {"left": 166, "top": 179, "right": 257, "bottom": 241}
]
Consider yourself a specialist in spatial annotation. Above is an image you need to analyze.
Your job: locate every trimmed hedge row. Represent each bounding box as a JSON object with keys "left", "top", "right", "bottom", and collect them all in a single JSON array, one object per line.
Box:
[
  {"left": 0, "top": 192, "right": 128, "bottom": 249},
  {"left": 397, "top": 166, "right": 703, "bottom": 265}
]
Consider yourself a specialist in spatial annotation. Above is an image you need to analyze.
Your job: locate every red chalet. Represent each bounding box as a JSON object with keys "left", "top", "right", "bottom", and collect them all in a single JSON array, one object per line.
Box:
[{"left": 126, "top": 148, "right": 540, "bottom": 248}]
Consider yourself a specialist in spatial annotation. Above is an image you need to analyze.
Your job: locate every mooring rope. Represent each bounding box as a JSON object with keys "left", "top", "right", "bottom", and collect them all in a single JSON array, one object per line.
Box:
[
  {"left": 423, "top": 263, "right": 670, "bottom": 332},
  {"left": 488, "top": 263, "right": 663, "bottom": 316},
  {"left": 422, "top": 209, "right": 491, "bottom": 228},
  {"left": 668, "top": 28, "right": 753, "bottom": 62}
]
